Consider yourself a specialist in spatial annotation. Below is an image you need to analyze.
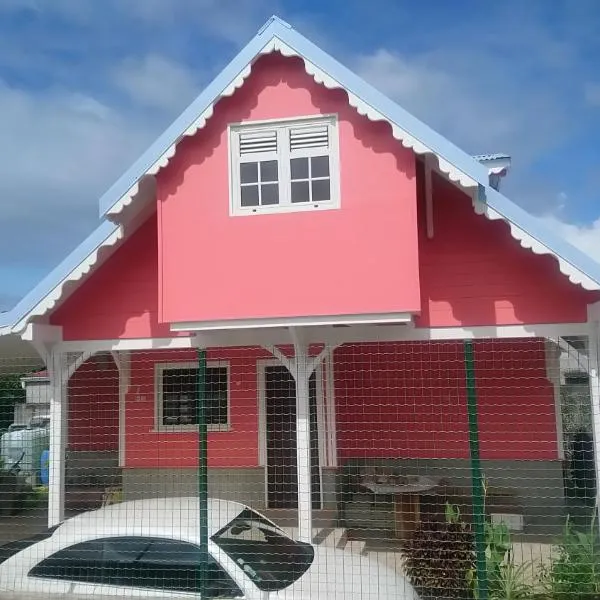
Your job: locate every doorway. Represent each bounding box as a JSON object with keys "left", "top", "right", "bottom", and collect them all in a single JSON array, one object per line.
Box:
[{"left": 264, "top": 365, "right": 321, "bottom": 509}]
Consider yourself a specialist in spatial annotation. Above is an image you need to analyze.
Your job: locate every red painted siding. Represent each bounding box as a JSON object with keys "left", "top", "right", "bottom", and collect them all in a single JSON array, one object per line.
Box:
[
  {"left": 125, "top": 347, "right": 271, "bottom": 468},
  {"left": 68, "top": 357, "right": 119, "bottom": 451},
  {"left": 158, "top": 53, "right": 420, "bottom": 325},
  {"left": 417, "top": 168, "right": 599, "bottom": 326},
  {"left": 50, "top": 214, "right": 184, "bottom": 340},
  {"left": 334, "top": 340, "right": 558, "bottom": 461},
  {"left": 120, "top": 340, "right": 557, "bottom": 469}
]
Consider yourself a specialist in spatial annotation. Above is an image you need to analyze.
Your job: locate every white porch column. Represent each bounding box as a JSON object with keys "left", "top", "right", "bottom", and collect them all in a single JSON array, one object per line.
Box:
[
  {"left": 587, "top": 306, "right": 600, "bottom": 515},
  {"left": 265, "top": 333, "right": 336, "bottom": 543},
  {"left": 111, "top": 351, "right": 131, "bottom": 468},
  {"left": 48, "top": 349, "right": 67, "bottom": 528},
  {"left": 292, "top": 338, "right": 312, "bottom": 543}
]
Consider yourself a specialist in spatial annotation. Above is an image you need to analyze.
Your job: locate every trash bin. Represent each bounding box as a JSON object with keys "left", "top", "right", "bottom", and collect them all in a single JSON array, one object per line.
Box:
[{"left": 40, "top": 449, "right": 50, "bottom": 486}]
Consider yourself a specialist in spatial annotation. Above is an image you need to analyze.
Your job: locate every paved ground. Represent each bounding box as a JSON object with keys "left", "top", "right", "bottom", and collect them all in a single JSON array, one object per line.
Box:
[{"left": 0, "top": 507, "right": 49, "bottom": 545}]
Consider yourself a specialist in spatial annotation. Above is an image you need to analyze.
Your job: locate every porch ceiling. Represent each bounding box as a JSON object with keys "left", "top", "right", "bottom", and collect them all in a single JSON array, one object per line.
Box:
[{"left": 52, "top": 321, "right": 591, "bottom": 354}]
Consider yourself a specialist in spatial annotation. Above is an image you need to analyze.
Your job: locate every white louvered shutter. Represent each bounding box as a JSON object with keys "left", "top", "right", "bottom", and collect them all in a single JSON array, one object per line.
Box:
[
  {"left": 239, "top": 129, "right": 278, "bottom": 156},
  {"left": 289, "top": 123, "right": 329, "bottom": 152}
]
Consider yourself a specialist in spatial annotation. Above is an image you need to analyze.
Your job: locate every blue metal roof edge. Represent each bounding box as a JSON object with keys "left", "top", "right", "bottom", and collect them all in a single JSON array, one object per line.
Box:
[
  {"left": 0, "top": 219, "right": 119, "bottom": 329},
  {"left": 99, "top": 15, "right": 492, "bottom": 218},
  {"left": 2, "top": 16, "right": 598, "bottom": 333},
  {"left": 97, "top": 18, "right": 290, "bottom": 217}
]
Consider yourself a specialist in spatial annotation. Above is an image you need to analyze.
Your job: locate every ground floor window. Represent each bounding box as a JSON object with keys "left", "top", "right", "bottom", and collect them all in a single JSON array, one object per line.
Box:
[{"left": 155, "top": 362, "right": 229, "bottom": 431}]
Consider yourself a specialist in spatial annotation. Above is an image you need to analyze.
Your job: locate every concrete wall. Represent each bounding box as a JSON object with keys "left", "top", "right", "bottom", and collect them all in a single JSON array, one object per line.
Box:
[
  {"left": 122, "top": 466, "right": 339, "bottom": 512},
  {"left": 341, "top": 457, "right": 565, "bottom": 535},
  {"left": 121, "top": 460, "right": 564, "bottom": 535}
]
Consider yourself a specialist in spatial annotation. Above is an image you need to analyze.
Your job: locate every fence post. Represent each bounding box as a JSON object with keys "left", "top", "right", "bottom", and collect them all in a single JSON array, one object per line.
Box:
[
  {"left": 587, "top": 312, "right": 600, "bottom": 525},
  {"left": 197, "top": 348, "right": 208, "bottom": 596},
  {"left": 464, "top": 340, "right": 488, "bottom": 600}
]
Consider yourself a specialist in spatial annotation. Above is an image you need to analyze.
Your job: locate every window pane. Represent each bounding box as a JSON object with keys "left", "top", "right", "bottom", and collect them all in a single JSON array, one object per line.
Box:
[
  {"left": 162, "top": 368, "right": 198, "bottom": 426},
  {"left": 162, "top": 367, "right": 228, "bottom": 427},
  {"left": 29, "top": 540, "right": 105, "bottom": 583},
  {"left": 311, "top": 155, "right": 330, "bottom": 178},
  {"left": 291, "top": 181, "right": 310, "bottom": 203},
  {"left": 290, "top": 157, "right": 309, "bottom": 180},
  {"left": 206, "top": 367, "right": 228, "bottom": 425},
  {"left": 240, "top": 162, "right": 258, "bottom": 183},
  {"left": 311, "top": 179, "right": 331, "bottom": 202},
  {"left": 240, "top": 185, "right": 259, "bottom": 207},
  {"left": 139, "top": 539, "right": 243, "bottom": 596},
  {"left": 260, "top": 160, "right": 278, "bottom": 183},
  {"left": 261, "top": 183, "right": 279, "bottom": 205}
]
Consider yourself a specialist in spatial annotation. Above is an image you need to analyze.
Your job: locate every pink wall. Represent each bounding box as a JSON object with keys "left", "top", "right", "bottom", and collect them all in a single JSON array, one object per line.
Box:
[
  {"left": 50, "top": 215, "right": 187, "bottom": 340},
  {"left": 68, "top": 357, "right": 119, "bottom": 451},
  {"left": 334, "top": 339, "right": 558, "bottom": 461},
  {"left": 158, "top": 53, "right": 420, "bottom": 325},
  {"left": 416, "top": 166, "right": 599, "bottom": 326},
  {"left": 125, "top": 347, "right": 272, "bottom": 468}
]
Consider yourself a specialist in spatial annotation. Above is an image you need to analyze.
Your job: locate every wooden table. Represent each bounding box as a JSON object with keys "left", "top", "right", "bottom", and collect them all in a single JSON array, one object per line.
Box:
[{"left": 361, "top": 475, "right": 438, "bottom": 540}]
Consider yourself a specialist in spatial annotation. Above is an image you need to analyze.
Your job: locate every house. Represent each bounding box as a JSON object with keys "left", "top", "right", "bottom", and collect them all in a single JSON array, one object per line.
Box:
[{"left": 1, "top": 16, "right": 599, "bottom": 544}]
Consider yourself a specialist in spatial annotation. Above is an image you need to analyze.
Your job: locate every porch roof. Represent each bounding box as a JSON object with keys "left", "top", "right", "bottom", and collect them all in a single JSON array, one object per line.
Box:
[{"left": 1, "top": 16, "right": 600, "bottom": 337}]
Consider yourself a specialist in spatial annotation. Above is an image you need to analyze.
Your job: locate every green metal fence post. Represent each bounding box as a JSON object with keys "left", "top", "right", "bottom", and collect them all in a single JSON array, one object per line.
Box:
[
  {"left": 464, "top": 340, "right": 488, "bottom": 600},
  {"left": 197, "top": 348, "right": 208, "bottom": 596}
]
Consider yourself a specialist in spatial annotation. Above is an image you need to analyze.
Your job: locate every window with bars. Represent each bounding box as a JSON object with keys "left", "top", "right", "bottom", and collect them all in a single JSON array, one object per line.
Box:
[
  {"left": 229, "top": 116, "right": 339, "bottom": 215},
  {"left": 155, "top": 362, "right": 229, "bottom": 431}
]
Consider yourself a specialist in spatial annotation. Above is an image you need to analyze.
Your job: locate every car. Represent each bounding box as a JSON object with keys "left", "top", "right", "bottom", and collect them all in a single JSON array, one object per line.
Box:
[{"left": 0, "top": 496, "right": 419, "bottom": 599}]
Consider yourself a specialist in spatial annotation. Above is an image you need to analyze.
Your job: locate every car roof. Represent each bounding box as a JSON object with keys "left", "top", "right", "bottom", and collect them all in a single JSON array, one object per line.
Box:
[{"left": 57, "top": 497, "right": 247, "bottom": 541}]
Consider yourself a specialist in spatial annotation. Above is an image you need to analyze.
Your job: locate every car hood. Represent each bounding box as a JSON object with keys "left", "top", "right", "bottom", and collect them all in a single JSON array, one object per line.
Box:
[{"left": 273, "top": 546, "right": 418, "bottom": 600}]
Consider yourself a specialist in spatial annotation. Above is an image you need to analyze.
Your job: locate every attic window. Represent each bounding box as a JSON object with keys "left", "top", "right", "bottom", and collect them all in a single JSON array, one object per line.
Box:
[{"left": 229, "top": 115, "right": 340, "bottom": 216}]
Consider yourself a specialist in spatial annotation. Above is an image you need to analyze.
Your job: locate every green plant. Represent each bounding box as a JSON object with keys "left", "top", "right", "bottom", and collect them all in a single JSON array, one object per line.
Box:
[
  {"left": 22, "top": 485, "right": 48, "bottom": 511},
  {"left": 492, "top": 558, "right": 535, "bottom": 600},
  {"left": 0, "top": 374, "right": 26, "bottom": 431},
  {"left": 402, "top": 502, "right": 475, "bottom": 599},
  {"left": 541, "top": 513, "right": 600, "bottom": 599}
]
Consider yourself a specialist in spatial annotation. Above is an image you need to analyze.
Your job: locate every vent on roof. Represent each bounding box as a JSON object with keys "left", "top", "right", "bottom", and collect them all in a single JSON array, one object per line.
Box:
[
  {"left": 239, "top": 130, "right": 277, "bottom": 155},
  {"left": 289, "top": 124, "right": 329, "bottom": 151}
]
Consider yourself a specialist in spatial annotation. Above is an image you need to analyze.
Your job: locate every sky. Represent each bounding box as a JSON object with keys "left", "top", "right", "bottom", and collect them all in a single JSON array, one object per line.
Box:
[{"left": 1, "top": 0, "right": 600, "bottom": 311}]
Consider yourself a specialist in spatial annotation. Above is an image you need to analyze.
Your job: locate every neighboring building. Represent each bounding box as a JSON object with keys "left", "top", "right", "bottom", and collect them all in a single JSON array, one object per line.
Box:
[
  {"left": 0, "top": 17, "right": 599, "bottom": 542},
  {"left": 13, "top": 371, "right": 50, "bottom": 428}
]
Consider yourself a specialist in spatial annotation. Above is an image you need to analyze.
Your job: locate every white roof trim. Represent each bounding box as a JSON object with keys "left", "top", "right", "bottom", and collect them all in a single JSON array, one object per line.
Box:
[
  {"left": 473, "top": 200, "right": 598, "bottom": 291},
  {"left": 106, "top": 37, "right": 477, "bottom": 220},
  {"left": 11, "top": 225, "right": 125, "bottom": 334}
]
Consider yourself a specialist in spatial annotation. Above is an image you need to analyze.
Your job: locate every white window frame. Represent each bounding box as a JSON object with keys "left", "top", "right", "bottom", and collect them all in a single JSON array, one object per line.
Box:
[
  {"left": 228, "top": 114, "right": 341, "bottom": 216},
  {"left": 154, "top": 361, "right": 231, "bottom": 432}
]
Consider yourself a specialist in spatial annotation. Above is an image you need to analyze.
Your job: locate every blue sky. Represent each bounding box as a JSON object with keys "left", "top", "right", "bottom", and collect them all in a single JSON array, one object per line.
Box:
[{"left": 1, "top": 0, "right": 600, "bottom": 310}]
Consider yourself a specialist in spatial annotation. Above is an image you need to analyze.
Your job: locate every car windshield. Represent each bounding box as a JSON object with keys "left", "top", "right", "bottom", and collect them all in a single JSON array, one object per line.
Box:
[{"left": 212, "top": 508, "right": 314, "bottom": 592}]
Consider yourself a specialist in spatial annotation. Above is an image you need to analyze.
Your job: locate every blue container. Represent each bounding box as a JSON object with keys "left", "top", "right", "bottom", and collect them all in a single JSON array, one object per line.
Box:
[{"left": 40, "top": 449, "right": 50, "bottom": 486}]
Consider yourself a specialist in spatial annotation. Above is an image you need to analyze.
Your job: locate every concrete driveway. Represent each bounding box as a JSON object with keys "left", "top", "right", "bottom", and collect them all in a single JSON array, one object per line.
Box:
[{"left": 0, "top": 507, "right": 50, "bottom": 545}]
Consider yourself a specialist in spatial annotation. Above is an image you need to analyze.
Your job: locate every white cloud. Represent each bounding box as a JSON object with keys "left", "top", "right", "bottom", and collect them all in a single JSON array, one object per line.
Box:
[
  {"left": 0, "top": 51, "right": 200, "bottom": 283},
  {"left": 538, "top": 214, "right": 600, "bottom": 261},
  {"left": 112, "top": 54, "right": 200, "bottom": 112},
  {"left": 0, "top": 79, "right": 149, "bottom": 219},
  {"left": 354, "top": 48, "right": 571, "bottom": 162}
]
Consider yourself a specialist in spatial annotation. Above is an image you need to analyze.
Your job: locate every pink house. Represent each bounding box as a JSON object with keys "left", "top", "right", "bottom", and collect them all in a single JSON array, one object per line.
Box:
[{"left": 2, "top": 16, "right": 600, "bottom": 542}]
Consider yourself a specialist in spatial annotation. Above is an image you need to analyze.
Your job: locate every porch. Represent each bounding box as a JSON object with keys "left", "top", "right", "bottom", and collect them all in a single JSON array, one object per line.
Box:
[{"left": 38, "top": 321, "right": 598, "bottom": 545}]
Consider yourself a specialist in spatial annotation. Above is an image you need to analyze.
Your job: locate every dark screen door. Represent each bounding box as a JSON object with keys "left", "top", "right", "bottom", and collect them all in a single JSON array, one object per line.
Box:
[{"left": 265, "top": 365, "right": 321, "bottom": 509}]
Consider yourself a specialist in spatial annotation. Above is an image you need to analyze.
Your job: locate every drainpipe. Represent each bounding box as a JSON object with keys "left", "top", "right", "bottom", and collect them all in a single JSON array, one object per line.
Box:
[{"left": 587, "top": 304, "right": 600, "bottom": 524}]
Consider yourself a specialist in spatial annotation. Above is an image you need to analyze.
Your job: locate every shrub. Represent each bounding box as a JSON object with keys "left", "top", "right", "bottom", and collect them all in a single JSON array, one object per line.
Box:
[
  {"left": 402, "top": 503, "right": 475, "bottom": 599},
  {"left": 541, "top": 513, "right": 600, "bottom": 599}
]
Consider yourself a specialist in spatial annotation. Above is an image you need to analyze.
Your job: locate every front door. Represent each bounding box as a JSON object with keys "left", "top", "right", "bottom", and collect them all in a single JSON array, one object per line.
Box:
[{"left": 265, "top": 365, "right": 321, "bottom": 509}]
